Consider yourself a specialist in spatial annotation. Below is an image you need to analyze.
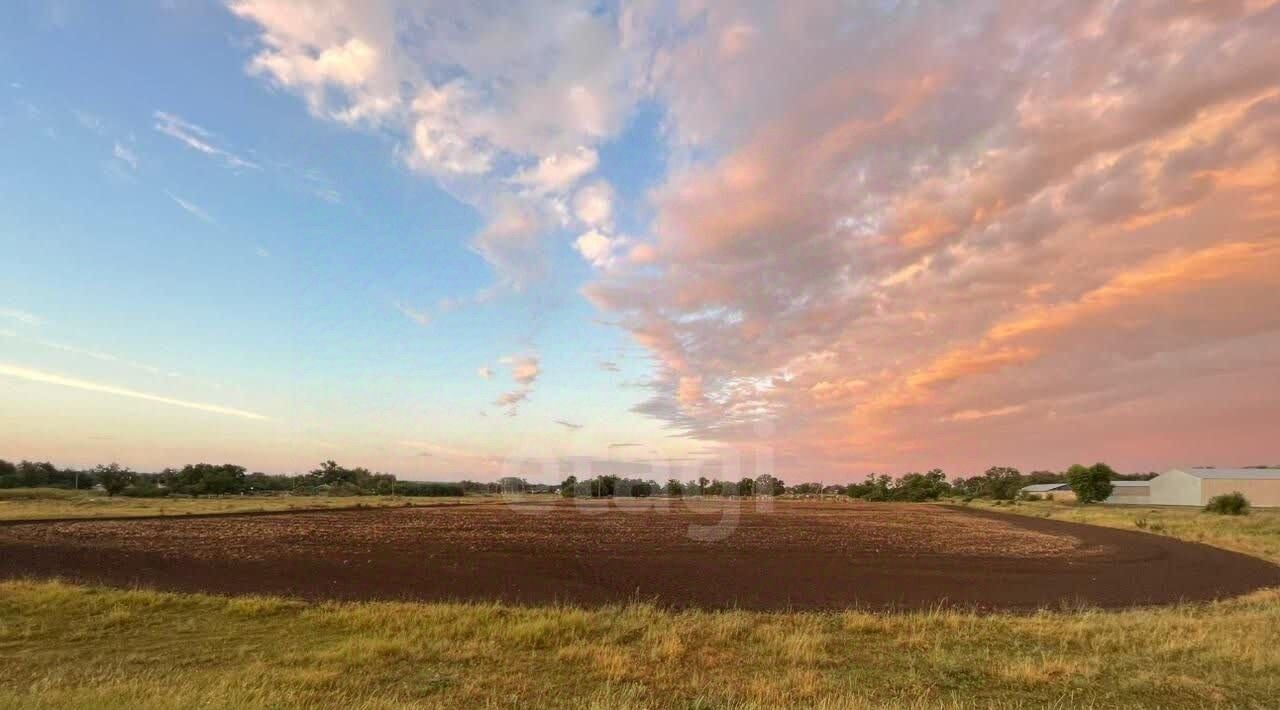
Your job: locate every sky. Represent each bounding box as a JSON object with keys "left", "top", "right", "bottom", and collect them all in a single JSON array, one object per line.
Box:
[{"left": 1, "top": 0, "right": 1278, "bottom": 482}]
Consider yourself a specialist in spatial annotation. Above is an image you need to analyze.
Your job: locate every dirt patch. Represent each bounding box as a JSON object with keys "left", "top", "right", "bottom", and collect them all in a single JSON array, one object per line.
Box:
[{"left": 1, "top": 500, "right": 1276, "bottom": 611}]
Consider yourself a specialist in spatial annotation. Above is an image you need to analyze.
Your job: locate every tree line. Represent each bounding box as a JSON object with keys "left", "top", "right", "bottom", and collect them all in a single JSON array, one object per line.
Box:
[
  {"left": 0, "top": 459, "right": 477, "bottom": 498},
  {"left": 551, "top": 464, "right": 1155, "bottom": 503},
  {"left": 3, "top": 456, "right": 1155, "bottom": 503}
]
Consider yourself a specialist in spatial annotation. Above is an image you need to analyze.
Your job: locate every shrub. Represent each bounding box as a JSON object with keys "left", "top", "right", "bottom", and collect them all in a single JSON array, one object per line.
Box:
[
  {"left": 1205, "top": 492, "right": 1250, "bottom": 515},
  {"left": 1066, "top": 463, "right": 1116, "bottom": 504}
]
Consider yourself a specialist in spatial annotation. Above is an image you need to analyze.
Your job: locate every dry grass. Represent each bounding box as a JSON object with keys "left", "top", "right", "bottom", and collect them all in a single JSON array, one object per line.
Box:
[
  {"left": 968, "top": 499, "right": 1280, "bottom": 564},
  {"left": 0, "top": 488, "right": 483, "bottom": 522},
  {"left": 1, "top": 580, "right": 1278, "bottom": 709}
]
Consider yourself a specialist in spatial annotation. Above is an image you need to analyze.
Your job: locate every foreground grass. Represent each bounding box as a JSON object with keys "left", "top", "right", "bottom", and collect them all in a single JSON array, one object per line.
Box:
[
  {"left": 2, "top": 580, "right": 1278, "bottom": 709},
  {"left": 0, "top": 488, "right": 483, "bottom": 521},
  {"left": 968, "top": 499, "right": 1280, "bottom": 564},
  {"left": 4, "top": 499, "right": 1280, "bottom": 708}
]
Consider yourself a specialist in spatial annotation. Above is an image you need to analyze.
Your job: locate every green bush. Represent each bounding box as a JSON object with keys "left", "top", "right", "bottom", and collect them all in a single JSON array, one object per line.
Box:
[
  {"left": 1204, "top": 492, "right": 1250, "bottom": 515},
  {"left": 1066, "top": 463, "right": 1116, "bottom": 504}
]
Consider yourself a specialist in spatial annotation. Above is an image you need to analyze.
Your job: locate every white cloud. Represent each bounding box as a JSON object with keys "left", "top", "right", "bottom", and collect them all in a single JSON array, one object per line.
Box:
[
  {"left": 112, "top": 142, "right": 138, "bottom": 170},
  {"left": 0, "top": 362, "right": 266, "bottom": 420},
  {"left": 469, "top": 196, "right": 548, "bottom": 289},
  {"left": 408, "top": 81, "right": 494, "bottom": 175},
  {"left": 392, "top": 300, "right": 431, "bottom": 327},
  {"left": 229, "top": 1, "right": 637, "bottom": 290},
  {"left": 494, "top": 387, "right": 530, "bottom": 412},
  {"left": 492, "top": 352, "right": 541, "bottom": 415},
  {"left": 228, "top": 0, "right": 402, "bottom": 125},
  {"left": 0, "top": 307, "right": 41, "bottom": 326},
  {"left": 74, "top": 110, "right": 106, "bottom": 135},
  {"left": 510, "top": 147, "right": 599, "bottom": 194},
  {"left": 573, "top": 180, "right": 614, "bottom": 228},
  {"left": 477, "top": 366, "right": 494, "bottom": 380},
  {"left": 154, "top": 111, "right": 260, "bottom": 170},
  {"left": 574, "top": 229, "right": 616, "bottom": 268},
  {"left": 164, "top": 191, "right": 214, "bottom": 223},
  {"left": 501, "top": 354, "right": 541, "bottom": 386}
]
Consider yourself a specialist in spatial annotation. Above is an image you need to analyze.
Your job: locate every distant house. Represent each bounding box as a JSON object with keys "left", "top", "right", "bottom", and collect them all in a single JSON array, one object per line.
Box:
[
  {"left": 1146, "top": 468, "right": 1280, "bottom": 507},
  {"left": 1102, "top": 480, "right": 1151, "bottom": 505},
  {"left": 1019, "top": 483, "right": 1075, "bottom": 502}
]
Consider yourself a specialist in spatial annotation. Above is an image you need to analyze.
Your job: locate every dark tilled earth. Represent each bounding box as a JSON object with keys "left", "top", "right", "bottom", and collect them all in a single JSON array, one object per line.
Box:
[{"left": 1, "top": 500, "right": 1277, "bottom": 611}]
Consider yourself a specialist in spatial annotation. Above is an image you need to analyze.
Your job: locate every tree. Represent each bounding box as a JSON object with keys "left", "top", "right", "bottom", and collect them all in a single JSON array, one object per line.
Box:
[
  {"left": 980, "top": 467, "right": 1023, "bottom": 500},
  {"left": 498, "top": 477, "right": 528, "bottom": 494},
  {"left": 894, "top": 469, "right": 950, "bottom": 501},
  {"left": 559, "top": 475, "right": 578, "bottom": 498},
  {"left": 94, "top": 463, "right": 136, "bottom": 496},
  {"left": 664, "top": 479, "right": 684, "bottom": 497},
  {"left": 754, "top": 474, "right": 785, "bottom": 496},
  {"left": 1067, "top": 463, "right": 1115, "bottom": 504},
  {"left": 737, "top": 477, "right": 755, "bottom": 496},
  {"left": 863, "top": 474, "right": 893, "bottom": 501}
]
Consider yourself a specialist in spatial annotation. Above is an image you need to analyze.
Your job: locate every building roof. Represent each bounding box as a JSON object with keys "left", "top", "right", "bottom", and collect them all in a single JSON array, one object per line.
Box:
[
  {"left": 1110, "top": 480, "right": 1151, "bottom": 487},
  {"left": 1021, "top": 483, "right": 1070, "bottom": 492},
  {"left": 1171, "top": 467, "right": 1280, "bottom": 480}
]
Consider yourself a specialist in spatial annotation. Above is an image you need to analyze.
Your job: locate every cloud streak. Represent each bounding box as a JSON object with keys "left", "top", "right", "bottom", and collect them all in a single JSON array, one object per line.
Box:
[
  {"left": 154, "top": 111, "right": 260, "bottom": 170},
  {"left": 0, "top": 363, "right": 267, "bottom": 421},
  {"left": 392, "top": 300, "right": 431, "bottom": 327},
  {"left": 164, "top": 191, "right": 215, "bottom": 223},
  {"left": 0, "top": 307, "right": 41, "bottom": 326}
]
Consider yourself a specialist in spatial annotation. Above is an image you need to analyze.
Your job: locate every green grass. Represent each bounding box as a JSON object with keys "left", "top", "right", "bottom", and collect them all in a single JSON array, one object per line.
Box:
[
  {"left": 2, "top": 499, "right": 1279, "bottom": 708},
  {"left": 0, "top": 489, "right": 481, "bottom": 521}
]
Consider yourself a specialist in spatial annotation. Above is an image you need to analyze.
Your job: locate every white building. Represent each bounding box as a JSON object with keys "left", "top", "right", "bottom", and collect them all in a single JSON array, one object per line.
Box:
[
  {"left": 1101, "top": 480, "right": 1151, "bottom": 505},
  {"left": 1019, "top": 483, "right": 1075, "bottom": 501},
  {"left": 1146, "top": 468, "right": 1280, "bottom": 507}
]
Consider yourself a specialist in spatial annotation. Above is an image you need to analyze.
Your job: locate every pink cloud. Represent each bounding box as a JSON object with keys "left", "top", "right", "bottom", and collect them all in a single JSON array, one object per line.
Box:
[{"left": 585, "top": 0, "right": 1280, "bottom": 477}]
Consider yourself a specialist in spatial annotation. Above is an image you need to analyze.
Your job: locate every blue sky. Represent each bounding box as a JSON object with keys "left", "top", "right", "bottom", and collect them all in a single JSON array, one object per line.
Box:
[
  {"left": 3, "top": 1, "right": 1278, "bottom": 480},
  {"left": 0, "top": 1, "right": 684, "bottom": 478}
]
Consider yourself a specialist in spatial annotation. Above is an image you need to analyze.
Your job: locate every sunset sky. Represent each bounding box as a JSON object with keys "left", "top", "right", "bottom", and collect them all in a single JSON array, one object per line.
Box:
[{"left": 2, "top": 1, "right": 1278, "bottom": 481}]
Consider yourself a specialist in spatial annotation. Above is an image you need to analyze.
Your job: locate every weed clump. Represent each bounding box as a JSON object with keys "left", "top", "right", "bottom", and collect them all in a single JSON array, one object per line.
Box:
[{"left": 1205, "top": 492, "right": 1250, "bottom": 516}]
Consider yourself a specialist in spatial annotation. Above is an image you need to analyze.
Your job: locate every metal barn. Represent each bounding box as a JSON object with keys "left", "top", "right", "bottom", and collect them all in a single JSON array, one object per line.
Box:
[{"left": 1147, "top": 468, "right": 1280, "bottom": 507}]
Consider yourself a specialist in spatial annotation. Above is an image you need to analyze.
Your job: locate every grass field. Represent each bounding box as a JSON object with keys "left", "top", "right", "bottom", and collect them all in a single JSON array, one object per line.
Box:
[
  {"left": 2, "top": 499, "right": 1279, "bottom": 708},
  {"left": 0, "top": 488, "right": 479, "bottom": 521},
  {"left": 967, "top": 499, "right": 1280, "bottom": 564}
]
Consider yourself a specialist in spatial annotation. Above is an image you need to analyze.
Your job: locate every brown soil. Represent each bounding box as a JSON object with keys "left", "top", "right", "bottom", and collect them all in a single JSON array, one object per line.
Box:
[{"left": 1, "top": 500, "right": 1276, "bottom": 611}]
